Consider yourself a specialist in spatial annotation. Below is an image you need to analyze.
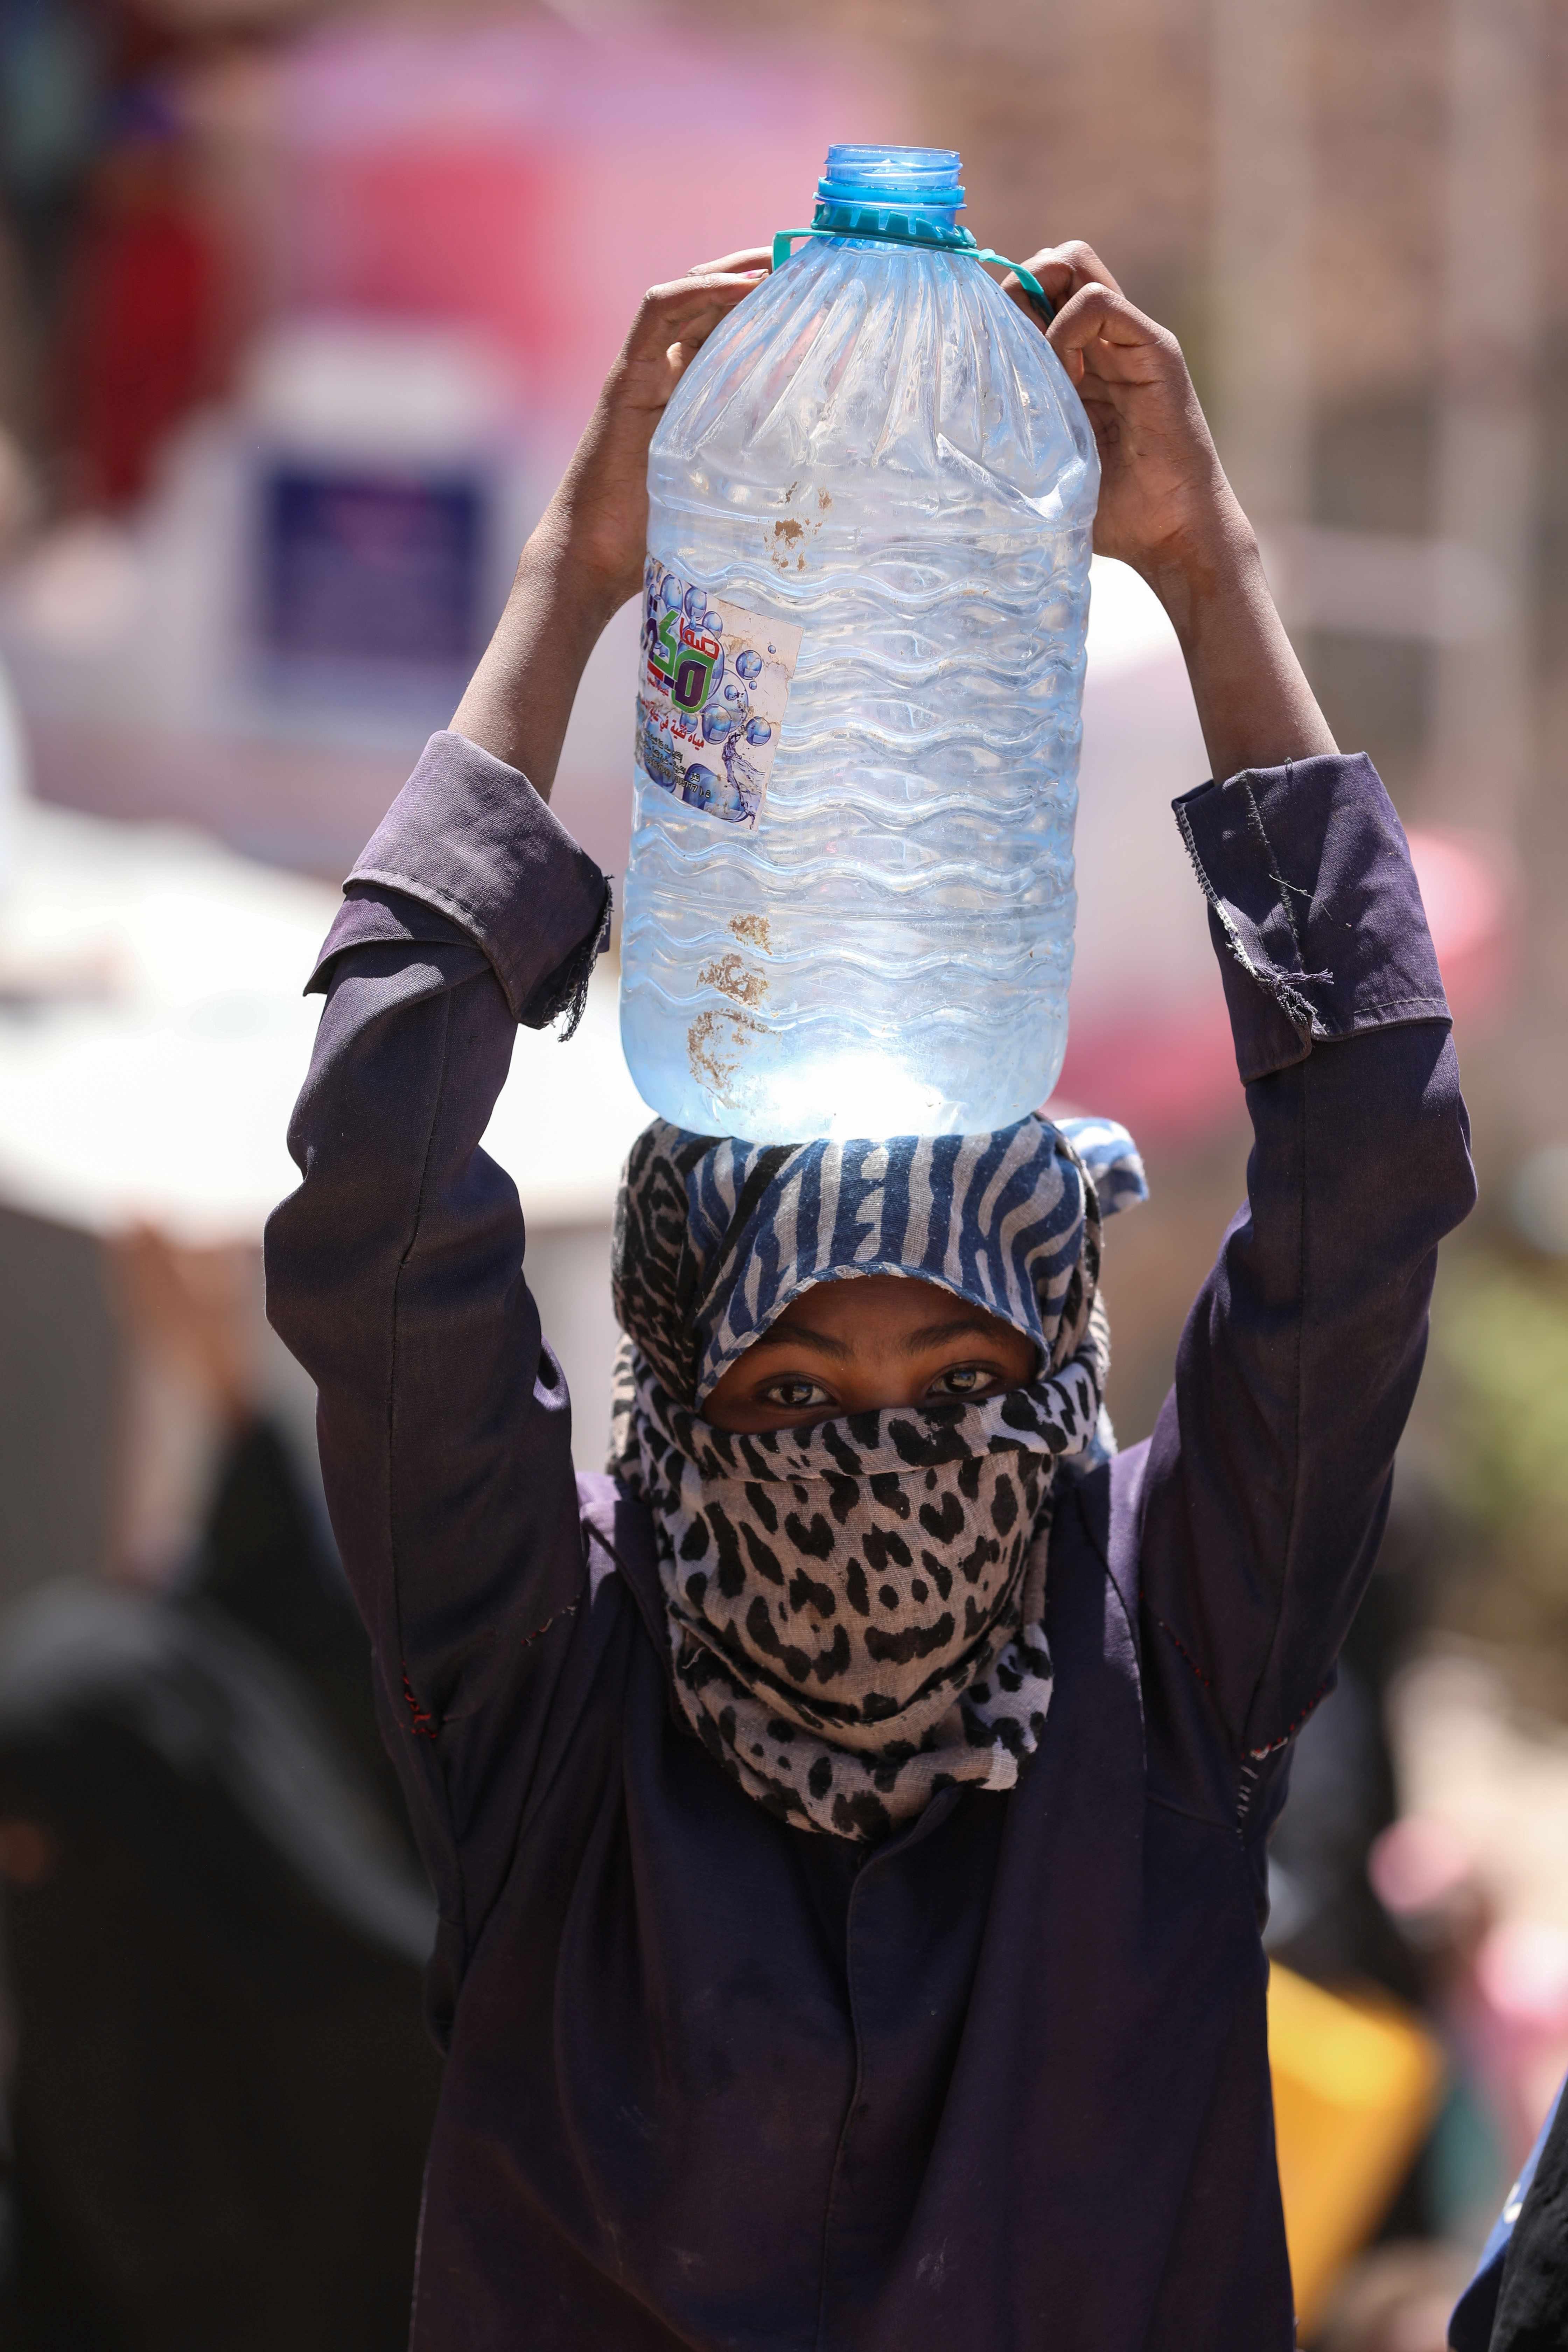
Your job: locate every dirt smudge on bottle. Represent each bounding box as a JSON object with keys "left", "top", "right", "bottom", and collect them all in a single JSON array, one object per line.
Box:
[
  {"left": 698, "top": 952, "right": 768, "bottom": 1009},
  {"left": 688, "top": 1007, "right": 763, "bottom": 1094}
]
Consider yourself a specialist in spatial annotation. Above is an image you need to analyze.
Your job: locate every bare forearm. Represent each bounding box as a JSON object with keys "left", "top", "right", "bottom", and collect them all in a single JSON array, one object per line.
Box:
[
  {"left": 450, "top": 511, "right": 622, "bottom": 800},
  {"left": 1144, "top": 503, "right": 1337, "bottom": 783}
]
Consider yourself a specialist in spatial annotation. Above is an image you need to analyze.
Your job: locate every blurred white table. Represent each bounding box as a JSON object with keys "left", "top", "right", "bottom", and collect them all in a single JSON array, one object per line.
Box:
[
  {"left": 0, "top": 783, "right": 650, "bottom": 1597},
  {"left": 0, "top": 796, "right": 647, "bottom": 1242}
]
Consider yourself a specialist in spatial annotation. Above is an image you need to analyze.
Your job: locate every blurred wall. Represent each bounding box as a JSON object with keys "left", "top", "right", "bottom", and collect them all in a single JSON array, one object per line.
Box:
[{"left": 0, "top": 0, "right": 1561, "bottom": 1567}]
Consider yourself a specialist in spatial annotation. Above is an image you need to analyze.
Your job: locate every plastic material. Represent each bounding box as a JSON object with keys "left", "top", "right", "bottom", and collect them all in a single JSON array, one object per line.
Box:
[
  {"left": 621, "top": 144, "right": 1098, "bottom": 1141},
  {"left": 771, "top": 224, "right": 1053, "bottom": 313}
]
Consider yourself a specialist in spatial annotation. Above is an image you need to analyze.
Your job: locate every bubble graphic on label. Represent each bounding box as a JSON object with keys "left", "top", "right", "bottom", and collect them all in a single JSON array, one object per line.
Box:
[{"left": 637, "top": 583, "right": 801, "bottom": 831}]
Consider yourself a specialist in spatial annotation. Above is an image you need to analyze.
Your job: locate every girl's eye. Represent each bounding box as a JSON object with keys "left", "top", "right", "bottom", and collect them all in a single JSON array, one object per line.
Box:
[
  {"left": 760, "top": 1376, "right": 833, "bottom": 1411},
  {"left": 928, "top": 1363, "right": 998, "bottom": 1399}
]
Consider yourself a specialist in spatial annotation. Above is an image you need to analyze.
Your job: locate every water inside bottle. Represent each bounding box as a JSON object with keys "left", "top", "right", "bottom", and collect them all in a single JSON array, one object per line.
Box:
[{"left": 620, "top": 143, "right": 1098, "bottom": 1142}]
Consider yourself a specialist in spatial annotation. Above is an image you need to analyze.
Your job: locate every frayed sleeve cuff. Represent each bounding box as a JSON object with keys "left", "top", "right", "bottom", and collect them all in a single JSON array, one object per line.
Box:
[
  {"left": 312, "top": 730, "right": 611, "bottom": 1029},
  {"left": 1174, "top": 751, "right": 1451, "bottom": 1084}
]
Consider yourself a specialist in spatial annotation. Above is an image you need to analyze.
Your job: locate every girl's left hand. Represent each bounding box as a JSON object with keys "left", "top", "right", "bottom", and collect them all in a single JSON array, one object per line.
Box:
[
  {"left": 548, "top": 249, "right": 771, "bottom": 614},
  {"left": 1002, "top": 239, "right": 1335, "bottom": 777},
  {"left": 1002, "top": 241, "right": 1244, "bottom": 594}
]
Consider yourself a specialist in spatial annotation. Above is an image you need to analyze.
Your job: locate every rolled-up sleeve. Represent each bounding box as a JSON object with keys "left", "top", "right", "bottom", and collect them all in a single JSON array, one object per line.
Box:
[
  {"left": 1175, "top": 750, "right": 1453, "bottom": 1075},
  {"left": 312, "top": 728, "right": 611, "bottom": 1023}
]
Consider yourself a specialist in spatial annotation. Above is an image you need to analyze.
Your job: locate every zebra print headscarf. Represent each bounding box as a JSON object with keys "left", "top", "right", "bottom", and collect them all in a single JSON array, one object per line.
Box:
[{"left": 609, "top": 1115, "right": 1146, "bottom": 1840}]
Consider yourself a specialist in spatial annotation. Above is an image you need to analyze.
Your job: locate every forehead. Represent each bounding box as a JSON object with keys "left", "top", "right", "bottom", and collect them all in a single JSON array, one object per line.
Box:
[{"left": 766, "top": 1272, "right": 1014, "bottom": 1341}]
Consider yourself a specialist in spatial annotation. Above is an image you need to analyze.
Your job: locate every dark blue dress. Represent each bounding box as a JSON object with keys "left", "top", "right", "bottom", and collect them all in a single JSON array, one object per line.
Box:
[{"left": 265, "top": 732, "right": 1474, "bottom": 2351}]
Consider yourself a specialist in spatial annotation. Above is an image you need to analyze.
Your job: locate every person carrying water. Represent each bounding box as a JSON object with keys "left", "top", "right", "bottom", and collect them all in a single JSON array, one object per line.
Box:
[{"left": 266, "top": 236, "right": 1475, "bottom": 2350}]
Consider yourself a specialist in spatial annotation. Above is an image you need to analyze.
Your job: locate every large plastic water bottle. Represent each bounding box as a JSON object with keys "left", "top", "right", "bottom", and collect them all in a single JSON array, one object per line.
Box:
[{"left": 621, "top": 144, "right": 1098, "bottom": 1142}]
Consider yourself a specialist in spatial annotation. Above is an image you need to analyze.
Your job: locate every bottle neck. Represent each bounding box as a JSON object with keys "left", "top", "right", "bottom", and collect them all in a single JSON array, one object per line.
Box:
[
  {"left": 814, "top": 146, "right": 965, "bottom": 237},
  {"left": 809, "top": 197, "right": 977, "bottom": 253}
]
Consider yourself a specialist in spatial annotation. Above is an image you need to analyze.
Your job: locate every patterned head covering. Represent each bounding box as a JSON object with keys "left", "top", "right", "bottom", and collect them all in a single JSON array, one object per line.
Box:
[{"left": 610, "top": 1113, "right": 1146, "bottom": 1841}]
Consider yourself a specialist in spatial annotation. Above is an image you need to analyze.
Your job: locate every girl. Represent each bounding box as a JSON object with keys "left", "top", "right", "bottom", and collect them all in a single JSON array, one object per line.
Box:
[{"left": 267, "top": 239, "right": 1474, "bottom": 2349}]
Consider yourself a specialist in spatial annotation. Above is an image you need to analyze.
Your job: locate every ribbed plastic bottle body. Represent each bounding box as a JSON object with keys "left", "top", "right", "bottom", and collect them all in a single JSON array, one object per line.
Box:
[{"left": 621, "top": 230, "right": 1098, "bottom": 1143}]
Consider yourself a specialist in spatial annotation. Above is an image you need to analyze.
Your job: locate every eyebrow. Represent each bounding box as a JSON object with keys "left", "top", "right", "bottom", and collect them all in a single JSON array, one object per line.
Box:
[
  {"left": 747, "top": 1323, "right": 852, "bottom": 1359},
  {"left": 746, "top": 1311, "right": 1015, "bottom": 1362},
  {"left": 901, "top": 1316, "right": 1018, "bottom": 1353}
]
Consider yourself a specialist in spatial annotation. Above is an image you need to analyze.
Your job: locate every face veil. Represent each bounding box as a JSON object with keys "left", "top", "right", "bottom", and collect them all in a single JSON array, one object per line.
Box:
[{"left": 609, "top": 1115, "right": 1146, "bottom": 1841}]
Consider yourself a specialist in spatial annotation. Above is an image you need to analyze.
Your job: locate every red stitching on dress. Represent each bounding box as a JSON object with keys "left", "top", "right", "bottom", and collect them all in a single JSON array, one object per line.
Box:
[
  {"left": 1153, "top": 1612, "right": 1213, "bottom": 1690},
  {"left": 402, "top": 1671, "right": 438, "bottom": 1740},
  {"left": 1157, "top": 1620, "right": 1332, "bottom": 1759},
  {"left": 1239, "top": 1675, "right": 1338, "bottom": 1826},
  {"left": 398, "top": 1601, "right": 578, "bottom": 1743},
  {"left": 522, "top": 1601, "right": 578, "bottom": 1649},
  {"left": 1246, "top": 1674, "right": 1335, "bottom": 1762}
]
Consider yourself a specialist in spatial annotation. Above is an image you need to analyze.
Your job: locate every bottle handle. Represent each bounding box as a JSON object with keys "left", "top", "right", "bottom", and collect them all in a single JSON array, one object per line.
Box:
[{"left": 770, "top": 228, "right": 1056, "bottom": 324}]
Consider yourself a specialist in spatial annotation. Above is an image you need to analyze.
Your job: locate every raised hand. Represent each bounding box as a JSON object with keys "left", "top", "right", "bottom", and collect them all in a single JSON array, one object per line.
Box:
[
  {"left": 453, "top": 254, "right": 768, "bottom": 791},
  {"left": 551, "top": 251, "right": 771, "bottom": 611},
  {"left": 1003, "top": 240, "right": 1335, "bottom": 778},
  {"left": 1003, "top": 241, "right": 1240, "bottom": 589}
]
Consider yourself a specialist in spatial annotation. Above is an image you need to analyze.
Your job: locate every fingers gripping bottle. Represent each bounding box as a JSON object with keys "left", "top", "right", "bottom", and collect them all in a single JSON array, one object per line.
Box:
[{"left": 620, "top": 144, "right": 1099, "bottom": 1143}]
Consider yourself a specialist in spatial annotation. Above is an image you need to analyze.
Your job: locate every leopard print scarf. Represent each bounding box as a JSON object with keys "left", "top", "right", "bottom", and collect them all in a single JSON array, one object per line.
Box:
[{"left": 609, "top": 1117, "right": 1144, "bottom": 1841}]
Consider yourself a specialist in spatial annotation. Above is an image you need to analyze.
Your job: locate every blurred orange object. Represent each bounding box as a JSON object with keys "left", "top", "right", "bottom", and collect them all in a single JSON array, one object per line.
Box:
[{"left": 1268, "top": 1962, "right": 1446, "bottom": 2338}]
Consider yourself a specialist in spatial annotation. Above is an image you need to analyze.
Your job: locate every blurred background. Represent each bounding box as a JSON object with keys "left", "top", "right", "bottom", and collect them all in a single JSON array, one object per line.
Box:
[{"left": 0, "top": 0, "right": 1563, "bottom": 2344}]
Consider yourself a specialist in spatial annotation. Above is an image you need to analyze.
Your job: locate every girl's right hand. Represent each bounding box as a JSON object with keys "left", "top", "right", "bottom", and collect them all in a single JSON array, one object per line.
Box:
[
  {"left": 548, "top": 251, "right": 771, "bottom": 615},
  {"left": 452, "top": 252, "right": 769, "bottom": 790}
]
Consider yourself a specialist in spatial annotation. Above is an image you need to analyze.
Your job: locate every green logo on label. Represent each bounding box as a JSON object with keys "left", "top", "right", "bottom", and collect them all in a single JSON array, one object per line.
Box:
[
  {"left": 670, "top": 645, "right": 716, "bottom": 712},
  {"left": 651, "top": 607, "right": 720, "bottom": 714}
]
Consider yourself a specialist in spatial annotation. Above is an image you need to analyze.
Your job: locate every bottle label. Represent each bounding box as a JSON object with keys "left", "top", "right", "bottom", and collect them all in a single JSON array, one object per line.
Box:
[{"left": 636, "top": 556, "right": 802, "bottom": 830}]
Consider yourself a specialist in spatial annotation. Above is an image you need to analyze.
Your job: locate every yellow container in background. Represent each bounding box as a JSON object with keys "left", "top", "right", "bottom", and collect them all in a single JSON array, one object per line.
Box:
[{"left": 1268, "top": 1963, "right": 1446, "bottom": 2337}]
